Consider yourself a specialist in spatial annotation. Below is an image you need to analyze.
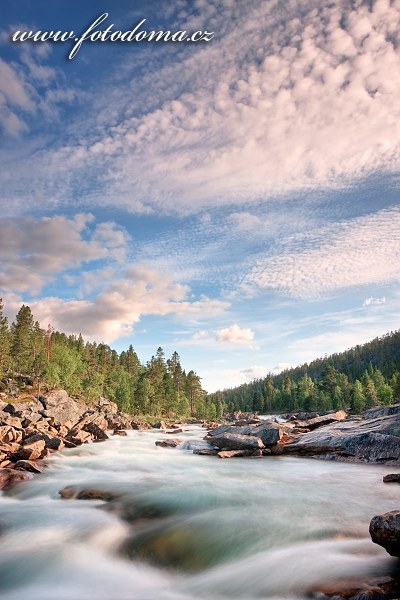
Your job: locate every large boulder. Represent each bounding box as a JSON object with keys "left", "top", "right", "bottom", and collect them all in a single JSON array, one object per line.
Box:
[
  {"left": 281, "top": 413, "right": 400, "bottom": 463},
  {"left": 294, "top": 410, "right": 347, "bottom": 430},
  {"left": 40, "top": 390, "right": 86, "bottom": 426},
  {"left": 205, "top": 432, "right": 264, "bottom": 451},
  {"left": 205, "top": 421, "right": 284, "bottom": 450},
  {"left": 369, "top": 510, "right": 400, "bottom": 557},
  {"left": 0, "top": 467, "right": 34, "bottom": 489},
  {"left": 155, "top": 439, "right": 182, "bottom": 448}
]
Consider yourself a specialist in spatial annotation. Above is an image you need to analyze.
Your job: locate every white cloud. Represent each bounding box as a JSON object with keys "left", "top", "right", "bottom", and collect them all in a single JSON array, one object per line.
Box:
[
  {"left": 3, "top": 0, "right": 400, "bottom": 213},
  {"left": 0, "top": 214, "right": 128, "bottom": 294},
  {"left": 228, "top": 212, "right": 262, "bottom": 232},
  {"left": 363, "top": 296, "right": 386, "bottom": 306},
  {"left": 215, "top": 323, "right": 255, "bottom": 346},
  {"left": 192, "top": 330, "right": 208, "bottom": 340},
  {"left": 246, "top": 206, "right": 400, "bottom": 298}
]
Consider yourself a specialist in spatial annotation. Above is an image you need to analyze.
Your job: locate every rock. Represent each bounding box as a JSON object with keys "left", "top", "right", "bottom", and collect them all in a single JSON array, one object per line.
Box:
[
  {"left": 41, "top": 390, "right": 86, "bottom": 426},
  {"left": 59, "top": 485, "right": 117, "bottom": 501},
  {"left": 294, "top": 410, "right": 347, "bottom": 430},
  {"left": 95, "top": 397, "right": 118, "bottom": 414},
  {"left": 0, "top": 467, "right": 34, "bottom": 489},
  {"left": 14, "top": 460, "right": 44, "bottom": 473},
  {"left": 153, "top": 421, "right": 167, "bottom": 429},
  {"left": 217, "top": 450, "right": 254, "bottom": 458},
  {"left": 0, "top": 425, "right": 23, "bottom": 444},
  {"left": 76, "top": 412, "right": 108, "bottom": 432},
  {"left": 22, "top": 432, "right": 65, "bottom": 451},
  {"left": 0, "top": 415, "right": 22, "bottom": 428},
  {"left": 193, "top": 448, "right": 219, "bottom": 455},
  {"left": 363, "top": 403, "right": 400, "bottom": 419},
  {"left": 369, "top": 510, "right": 400, "bottom": 557},
  {"left": 155, "top": 439, "right": 182, "bottom": 448},
  {"left": 204, "top": 432, "right": 264, "bottom": 451},
  {"left": 82, "top": 422, "right": 109, "bottom": 441},
  {"left": 166, "top": 428, "right": 183, "bottom": 434},
  {"left": 113, "top": 429, "right": 127, "bottom": 436},
  {"left": 16, "top": 440, "right": 46, "bottom": 461},
  {"left": 65, "top": 429, "right": 92, "bottom": 445},
  {"left": 383, "top": 473, "right": 400, "bottom": 483},
  {"left": 206, "top": 421, "right": 284, "bottom": 448},
  {"left": 282, "top": 413, "right": 400, "bottom": 463}
]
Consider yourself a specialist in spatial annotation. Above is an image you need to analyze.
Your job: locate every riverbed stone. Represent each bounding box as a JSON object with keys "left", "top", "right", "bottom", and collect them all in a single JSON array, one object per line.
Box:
[
  {"left": 16, "top": 440, "right": 46, "bottom": 460},
  {"left": 217, "top": 450, "right": 254, "bottom": 458},
  {"left": 59, "top": 485, "right": 118, "bottom": 501},
  {"left": 0, "top": 467, "right": 34, "bottom": 489},
  {"left": 369, "top": 510, "right": 400, "bottom": 557},
  {"left": 155, "top": 439, "right": 183, "bottom": 448},
  {"left": 383, "top": 473, "right": 400, "bottom": 483}
]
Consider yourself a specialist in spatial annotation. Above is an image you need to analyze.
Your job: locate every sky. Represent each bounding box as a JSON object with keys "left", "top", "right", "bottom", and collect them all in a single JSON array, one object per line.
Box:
[{"left": 1, "top": 0, "right": 400, "bottom": 392}]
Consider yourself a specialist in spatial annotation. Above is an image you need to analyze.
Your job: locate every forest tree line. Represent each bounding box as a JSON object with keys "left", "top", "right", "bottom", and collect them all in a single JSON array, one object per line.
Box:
[
  {"left": 0, "top": 300, "right": 223, "bottom": 420},
  {"left": 207, "top": 330, "right": 400, "bottom": 414}
]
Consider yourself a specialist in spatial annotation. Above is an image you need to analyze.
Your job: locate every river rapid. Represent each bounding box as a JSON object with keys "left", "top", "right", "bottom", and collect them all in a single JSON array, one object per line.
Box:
[{"left": 0, "top": 426, "right": 399, "bottom": 600}]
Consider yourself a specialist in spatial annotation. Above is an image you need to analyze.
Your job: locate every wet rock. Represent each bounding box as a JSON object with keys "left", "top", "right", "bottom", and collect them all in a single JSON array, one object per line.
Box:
[
  {"left": 204, "top": 432, "right": 264, "bottom": 451},
  {"left": 217, "top": 450, "right": 254, "bottom": 458},
  {"left": 113, "top": 429, "right": 127, "bottom": 436},
  {"left": 370, "top": 510, "right": 400, "bottom": 556},
  {"left": 363, "top": 403, "right": 400, "bottom": 420},
  {"left": 76, "top": 412, "right": 108, "bottom": 432},
  {"left": 153, "top": 421, "right": 167, "bottom": 429},
  {"left": 65, "top": 429, "right": 92, "bottom": 445},
  {"left": 59, "top": 485, "right": 118, "bottom": 501},
  {"left": 14, "top": 460, "right": 44, "bottom": 473},
  {"left": 0, "top": 467, "right": 34, "bottom": 489},
  {"left": 103, "top": 498, "right": 173, "bottom": 523},
  {"left": 205, "top": 421, "right": 284, "bottom": 448},
  {"left": 166, "top": 428, "right": 183, "bottom": 434},
  {"left": 155, "top": 439, "right": 183, "bottom": 448},
  {"left": 22, "top": 432, "right": 64, "bottom": 451},
  {"left": 193, "top": 448, "right": 219, "bottom": 455},
  {"left": 383, "top": 473, "right": 400, "bottom": 483},
  {"left": 82, "top": 422, "right": 109, "bottom": 441}
]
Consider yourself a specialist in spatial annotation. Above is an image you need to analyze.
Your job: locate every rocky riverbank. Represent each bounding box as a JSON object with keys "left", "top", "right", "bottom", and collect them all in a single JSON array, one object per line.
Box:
[{"left": 0, "top": 389, "right": 150, "bottom": 489}]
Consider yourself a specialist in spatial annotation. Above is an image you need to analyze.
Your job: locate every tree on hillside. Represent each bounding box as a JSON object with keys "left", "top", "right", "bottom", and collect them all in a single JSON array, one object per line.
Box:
[
  {"left": 11, "top": 304, "right": 34, "bottom": 373},
  {"left": 0, "top": 299, "right": 10, "bottom": 374}
]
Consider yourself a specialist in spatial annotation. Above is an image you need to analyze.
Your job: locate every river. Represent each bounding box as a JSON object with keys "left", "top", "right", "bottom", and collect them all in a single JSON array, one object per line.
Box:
[{"left": 0, "top": 426, "right": 399, "bottom": 599}]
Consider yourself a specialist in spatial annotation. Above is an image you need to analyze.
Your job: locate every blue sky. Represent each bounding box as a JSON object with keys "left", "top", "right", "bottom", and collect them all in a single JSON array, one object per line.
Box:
[{"left": 1, "top": 0, "right": 400, "bottom": 392}]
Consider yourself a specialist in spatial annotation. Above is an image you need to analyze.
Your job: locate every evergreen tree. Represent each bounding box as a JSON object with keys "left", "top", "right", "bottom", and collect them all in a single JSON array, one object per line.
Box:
[
  {"left": 0, "top": 299, "right": 10, "bottom": 373},
  {"left": 11, "top": 305, "right": 34, "bottom": 373}
]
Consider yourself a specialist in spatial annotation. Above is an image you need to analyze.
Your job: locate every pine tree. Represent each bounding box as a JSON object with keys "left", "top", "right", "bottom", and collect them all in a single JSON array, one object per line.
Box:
[
  {"left": 11, "top": 305, "right": 34, "bottom": 373},
  {"left": 0, "top": 298, "right": 10, "bottom": 374}
]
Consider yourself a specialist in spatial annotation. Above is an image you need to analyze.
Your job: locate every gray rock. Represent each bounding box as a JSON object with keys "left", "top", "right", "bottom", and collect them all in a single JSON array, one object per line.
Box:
[
  {"left": 370, "top": 510, "right": 400, "bottom": 557},
  {"left": 383, "top": 473, "right": 400, "bottom": 483},
  {"left": 206, "top": 421, "right": 283, "bottom": 448},
  {"left": 205, "top": 432, "right": 264, "bottom": 451},
  {"left": 282, "top": 413, "right": 400, "bottom": 463},
  {"left": 155, "top": 439, "right": 182, "bottom": 448},
  {"left": 363, "top": 403, "right": 400, "bottom": 419},
  {"left": 41, "top": 390, "right": 86, "bottom": 426}
]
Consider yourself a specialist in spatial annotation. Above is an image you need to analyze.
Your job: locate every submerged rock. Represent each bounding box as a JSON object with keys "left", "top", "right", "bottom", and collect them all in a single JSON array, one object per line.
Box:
[
  {"left": 369, "top": 510, "right": 400, "bottom": 557},
  {"left": 383, "top": 474, "right": 400, "bottom": 483},
  {"left": 59, "top": 485, "right": 119, "bottom": 501},
  {"left": 14, "top": 460, "right": 44, "bottom": 473},
  {"left": 155, "top": 439, "right": 183, "bottom": 448},
  {"left": 0, "top": 467, "right": 34, "bottom": 489}
]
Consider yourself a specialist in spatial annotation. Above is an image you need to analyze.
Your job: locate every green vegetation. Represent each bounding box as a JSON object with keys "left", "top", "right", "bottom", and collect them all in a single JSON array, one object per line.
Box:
[
  {"left": 0, "top": 299, "right": 221, "bottom": 420},
  {"left": 207, "top": 331, "right": 400, "bottom": 414}
]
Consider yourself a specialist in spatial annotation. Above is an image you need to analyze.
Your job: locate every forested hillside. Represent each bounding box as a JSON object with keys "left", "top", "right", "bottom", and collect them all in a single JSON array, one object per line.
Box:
[
  {"left": 207, "top": 330, "right": 400, "bottom": 414},
  {"left": 0, "top": 299, "right": 222, "bottom": 420}
]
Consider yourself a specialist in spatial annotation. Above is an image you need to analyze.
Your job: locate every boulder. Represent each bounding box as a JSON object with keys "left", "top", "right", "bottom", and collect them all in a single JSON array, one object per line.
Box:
[
  {"left": 16, "top": 440, "right": 46, "bottom": 461},
  {"left": 0, "top": 467, "right": 34, "bottom": 489},
  {"left": 153, "top": 421, "right": 167, "bottom": 429},
  {"left": 40, "top": 390, "right": 86, "bottom": 426},
  {"left": 65, "top": 429, "right": 92, "bottom": 445},
  {"left": 205, "top": 431, "right": 264, "bottom": 451},
  {"left": 59, "top": 485, "right": 117, "bottom": 501},
  {"left": 113, "top": 429, "right": 127, "bottom": 436},
  {"left": 14, "top": 460, "right": 44, "bottom": 473},
  {"left": 82, "top": 422, "right": 109, "bottom": 441},
  {"left": 217, "top": 450, "right": 254, "bottom": 458},
  {"left": 76, "top": 412, "right": 108, "bottom": 432},
  {"left": 363, "top": 403, "right": 400, "bottom": 420},
  {"left": 166, "top": 428, "right": 183, "bottom": 434},
  {"left": 383, "top": 473, "right": 400, "bottom": 483},
  {"left": 95, "top": 397, "right": 118, "bottom": 414},
  {"left": 369, "top": 510, "right": 400, "bottom": 557},
  {"left": 155, "top": 439, "right": 182, "bottom": 448},
  {"left": 206, "top": 421, "right": 284, "bottom": 448},
  {"left": 193, "top": 448, "right": 219, "bottom": 455},
  {"left": 22, "top": 432, "right": 65, "bottom": 451},
  {"left": 282, "top": 413, "right": 400, "bottom": 463},
  {"left": 294, "top": 410, "right": 347, "bottom": 430},
  {"left": 0, "top": 425, "right": 23, "bottom": 444}
]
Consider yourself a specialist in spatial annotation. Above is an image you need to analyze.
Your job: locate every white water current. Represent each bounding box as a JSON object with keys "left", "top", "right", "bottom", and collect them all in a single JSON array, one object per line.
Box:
[{"left": 0, "top": 426, "right": 399, "bottom": 599}]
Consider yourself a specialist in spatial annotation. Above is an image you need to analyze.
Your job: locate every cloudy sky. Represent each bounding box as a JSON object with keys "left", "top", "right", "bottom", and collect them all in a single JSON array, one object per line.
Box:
[{"left": 1, "top": 0, "right": 400, "bottom": 391}]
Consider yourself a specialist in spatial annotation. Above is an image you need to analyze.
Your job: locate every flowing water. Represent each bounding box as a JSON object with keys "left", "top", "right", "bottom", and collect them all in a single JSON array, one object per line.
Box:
[{"left": 0, "top": 426, "right": 399, "bottom": 600}]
